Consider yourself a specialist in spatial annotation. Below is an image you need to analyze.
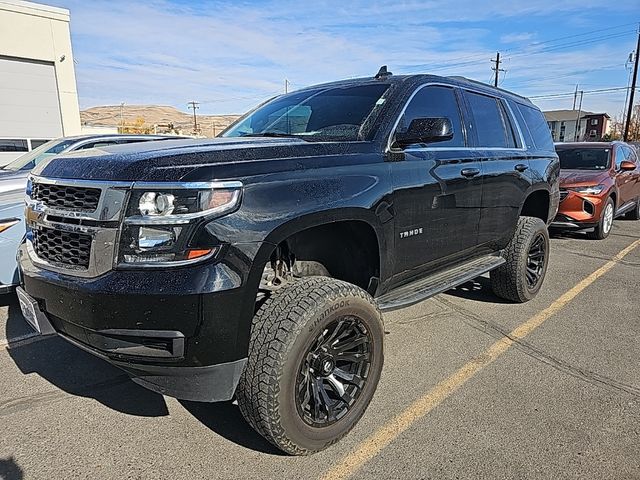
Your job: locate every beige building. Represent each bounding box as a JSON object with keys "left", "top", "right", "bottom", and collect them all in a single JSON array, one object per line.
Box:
[
  {"left": 0, "top": 0, "right": 80, "bottom": 165},
  {"left": 544, "top": 110, "right": 611, "bottom": 143}
]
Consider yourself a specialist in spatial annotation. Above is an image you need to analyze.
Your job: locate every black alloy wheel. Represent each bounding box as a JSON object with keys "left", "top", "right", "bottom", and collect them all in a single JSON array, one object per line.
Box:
[
  {"left": 525, "top": 233, "right": 547, "bottom": 289},
  {"left": 296, "top": 316, "right": 371, "bottom": 427}
]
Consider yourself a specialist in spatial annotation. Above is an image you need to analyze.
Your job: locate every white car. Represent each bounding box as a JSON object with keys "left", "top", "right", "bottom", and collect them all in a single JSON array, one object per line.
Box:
[{"left": 0, "top": 134, "right": 186, "bottom": 194}]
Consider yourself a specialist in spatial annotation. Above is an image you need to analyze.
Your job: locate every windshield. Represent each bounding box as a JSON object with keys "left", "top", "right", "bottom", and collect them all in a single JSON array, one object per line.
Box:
[
  {"left": 2, "top": 138, "right": 76, "bottom": 172},
  {"left": 557, "top": 148, "right": 611, "bottom": 170},
  {"left": 223, "top": 84, "right": 389, "bottom": 141}
]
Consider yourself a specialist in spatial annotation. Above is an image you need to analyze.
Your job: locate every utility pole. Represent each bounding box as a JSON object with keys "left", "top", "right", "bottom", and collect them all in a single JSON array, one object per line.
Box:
[
  {"left": 284, "top": 78, "right": 290, "bottom": 94},
  {"left": 491, "top": 52, "right": 504, "bottom": 87},
  {"left": 119, "top": 102, "right": 125, "bottom": 133},
  {"left": 574, "top": 90, "right": 584, "bottom": 141},
  {"left": 623, "top": 28, "right": 640, "bottom": 142},
  {"left": 187, "top": 101, "right": 199, "bottom": 134},
  {"left": 572, "top": 84, "right": 579, "bottom": 110}
]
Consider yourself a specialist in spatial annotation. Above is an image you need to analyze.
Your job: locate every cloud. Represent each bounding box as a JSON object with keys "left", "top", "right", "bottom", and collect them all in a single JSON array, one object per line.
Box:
[
  {"left": 501, "top": 32, "right": 536, "bottom": 44},
  {"left": 49, "top": 0, "right": 640, "bottom": 115}
]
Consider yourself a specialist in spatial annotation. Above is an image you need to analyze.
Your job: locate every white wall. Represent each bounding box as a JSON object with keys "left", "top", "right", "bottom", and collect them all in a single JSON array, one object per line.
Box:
[{"left": 0, "top": 1, "right": 81, "bottom": 137}]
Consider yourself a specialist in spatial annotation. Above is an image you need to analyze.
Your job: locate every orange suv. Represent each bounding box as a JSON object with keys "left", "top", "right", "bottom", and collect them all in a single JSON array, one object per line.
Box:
[{"left": 552, "top": 142, "right": 640, "bottom": 239}]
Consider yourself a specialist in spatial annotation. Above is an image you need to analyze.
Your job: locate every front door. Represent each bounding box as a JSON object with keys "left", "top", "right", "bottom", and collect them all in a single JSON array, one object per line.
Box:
[
  {"left": 615, "top": 145, "right": 640, "bottom": 210},
  {"left": 390, "top": 84, "right": 482, "bottom": 280}
]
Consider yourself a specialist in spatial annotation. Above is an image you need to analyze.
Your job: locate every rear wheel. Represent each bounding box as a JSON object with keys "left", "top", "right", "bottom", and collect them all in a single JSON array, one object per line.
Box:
[
  {"left": 491, "top": 216, "right": 550, "bottom": 303},
  {"left": 587, "top": 197, "right": 615, "bottom": 239},
  {"left": 237, "top": 276, "right": 384, "bottom": 455}
]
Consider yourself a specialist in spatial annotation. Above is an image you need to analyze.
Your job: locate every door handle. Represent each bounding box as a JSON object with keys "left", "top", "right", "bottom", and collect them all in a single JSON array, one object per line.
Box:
[
  {"left": 514, "top": 163, "right": 529, "bottom": 172},
  {"left": 460, "top": 168, "right": 480, "bottom": 178}
]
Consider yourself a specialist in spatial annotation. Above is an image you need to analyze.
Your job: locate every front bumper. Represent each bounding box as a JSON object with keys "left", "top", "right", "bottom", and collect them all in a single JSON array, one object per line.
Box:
[
  {"left": 552, "top": 190, "right": 606, "bottom": 229},
  {"left": 18, "top": 242, "right": 261, "bottom": 401}
]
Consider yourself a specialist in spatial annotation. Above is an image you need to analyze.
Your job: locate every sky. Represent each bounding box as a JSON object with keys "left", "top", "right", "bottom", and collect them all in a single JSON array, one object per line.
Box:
[{"left": 51, "top": 0, "right": 640, "bottom": 118}]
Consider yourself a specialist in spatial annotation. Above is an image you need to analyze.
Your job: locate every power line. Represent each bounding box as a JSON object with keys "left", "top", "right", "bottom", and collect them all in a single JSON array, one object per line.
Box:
[
  {"left": 398, "top": 28, "right": 636, "bottom": 74},
  {"left": 529, "top": 86, "right": 632, "bottom": 99}
]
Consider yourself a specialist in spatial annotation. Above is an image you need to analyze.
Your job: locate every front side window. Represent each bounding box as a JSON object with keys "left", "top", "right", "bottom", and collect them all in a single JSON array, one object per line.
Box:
[
  {"left": 465, "top": 92, "right": 511, "bottom": 148},
  {"left": 223, "top": 84, "right": 389, "bottom": 141},
  {"left": 395, "top": 85, "right": 464, "bottom": 147},
  {"left": 617, "top": 146, "right": 637, "bottom": 168},
  {"left": 557, "top": 148, "right": 610, "bottom": 170}
]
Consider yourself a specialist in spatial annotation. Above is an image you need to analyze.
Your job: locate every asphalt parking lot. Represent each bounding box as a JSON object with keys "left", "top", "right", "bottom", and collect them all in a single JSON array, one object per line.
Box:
[{"left": 1, "top": 221, "right": 639, "bottom": 480}]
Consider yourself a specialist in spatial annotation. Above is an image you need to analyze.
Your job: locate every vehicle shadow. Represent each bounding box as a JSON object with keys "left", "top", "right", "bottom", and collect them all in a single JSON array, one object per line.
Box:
[
  {"left": 0, "top": 456, "right": 23, "bottom": 480},
  {"left": 549, "top": 228, "right": 591, "bottom": 240},
  {"left": 5, "top": 302, "right": 169, "bottom": 417},
  {"left": 180, "top": 400, "right": 285, "bottom": 456},
  {"left": 2, "top": 294, "right": 35, "bottom": 340},
  {"left": 444, "top": 275, "right": 512, "bottom": 304},
  {"left": 5, "top": 302, "right": 284, "bottom": 454}
]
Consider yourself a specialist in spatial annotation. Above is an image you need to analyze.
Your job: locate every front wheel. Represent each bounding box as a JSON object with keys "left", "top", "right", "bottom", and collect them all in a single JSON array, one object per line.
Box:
[
  {"left": 491, "top": 216, "right": 550, "bottom": 303},
  {"left": 587, "top": 197, "right": 615, "bottom": 239},
  {"left": 237, "top": 276, "right": 384, "bottom": 455}
]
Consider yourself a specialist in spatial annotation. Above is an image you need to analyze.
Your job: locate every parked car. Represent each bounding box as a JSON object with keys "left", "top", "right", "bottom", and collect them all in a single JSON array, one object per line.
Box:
[
  {"left": 0, "top": 134, "right": 186, "bottom": 194},
  {"left": 0, "top": 138, "right": 50, "bottom": 168},
  {"left": 0, "top": 194, "right": 23, "bottom": 294},
  {"left": 17, "top": 70, "right": 559, "bottom": 455},
  {"left": 0, "top": 134, "right": 187, "bottom": 294},
  {"left": 552, "top": 141, "right": 640, "bottom": 239}
]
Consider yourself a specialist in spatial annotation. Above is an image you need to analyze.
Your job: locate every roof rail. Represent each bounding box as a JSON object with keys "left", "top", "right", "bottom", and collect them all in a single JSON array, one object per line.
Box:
[{"left": 448, "top": 76, "right": 530, "bottom": 102}]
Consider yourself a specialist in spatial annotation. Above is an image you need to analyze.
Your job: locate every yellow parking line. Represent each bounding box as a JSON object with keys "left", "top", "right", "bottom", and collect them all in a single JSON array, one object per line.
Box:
[{"left": 321, "top": 238, "right": 640, "bottom": 480}]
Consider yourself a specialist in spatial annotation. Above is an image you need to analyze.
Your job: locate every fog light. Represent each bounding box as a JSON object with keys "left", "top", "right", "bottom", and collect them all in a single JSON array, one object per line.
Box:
[
  {"left": 124, "top": 253, "right": 176, "bottom": 263},
  {"left": 138, "top": 226, "right": 176, "bottom": 249}
]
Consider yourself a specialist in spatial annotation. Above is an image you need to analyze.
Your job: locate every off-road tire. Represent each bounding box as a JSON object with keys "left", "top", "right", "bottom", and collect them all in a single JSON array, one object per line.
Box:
[
  {"left": 491, "top": 216, "right": 550, "bottom": 303},
  {"left": 237, "top": 276, "right": 384, "bottom": 455},
  {"left": 587, "top": 197, "right": 615, "bottom": 239},
  {"left": 625, "top": 198, "right": 640, "bottom": 220}
]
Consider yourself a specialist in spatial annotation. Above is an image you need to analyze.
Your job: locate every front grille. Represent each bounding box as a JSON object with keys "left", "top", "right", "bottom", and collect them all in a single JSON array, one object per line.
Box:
[
  {"left": 33, "top": 227, "right": 92, "bottom": 268},
  {"left": 559, "top": 189, "right": 568, "bottom": 202},
  {"left": 32, "top": 182, "right": 101, "bottom": 212}
]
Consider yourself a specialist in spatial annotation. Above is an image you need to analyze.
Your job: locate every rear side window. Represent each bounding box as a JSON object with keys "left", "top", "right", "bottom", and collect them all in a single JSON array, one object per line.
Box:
[
  {"left": 465, "top": 92, "right": 512, "bottom": 148},
  {"left": 515, "top": 103, "right": 555, "bottom": 152},
  {"left": 0, "top": 139, "right": 28, "bottom": 152},
  {"left": 398, "top": 85, "right": 465, "bottom": 147}
]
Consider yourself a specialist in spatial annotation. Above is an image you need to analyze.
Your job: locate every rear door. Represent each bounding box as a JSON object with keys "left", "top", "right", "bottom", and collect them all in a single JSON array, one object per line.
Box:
[
  {"left": 462, "top": 91, "right": 532, "bottom": 245},
  {"left": 390, "top": 84, "right": 482, "bottom": 279}
]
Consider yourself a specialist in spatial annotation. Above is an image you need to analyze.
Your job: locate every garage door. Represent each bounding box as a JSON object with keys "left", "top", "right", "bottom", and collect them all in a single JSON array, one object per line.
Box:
[{"left": 0, "top": 56, "right": 63, "bottom": 138}]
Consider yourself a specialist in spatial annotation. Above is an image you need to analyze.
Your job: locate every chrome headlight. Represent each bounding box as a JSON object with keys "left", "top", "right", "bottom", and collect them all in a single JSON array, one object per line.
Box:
[
  {"left": 567, "top": 184, "right": 605, "bottom": 195},
  {"left": 119, "top": 181, "right": 242, "bottom": 265}
]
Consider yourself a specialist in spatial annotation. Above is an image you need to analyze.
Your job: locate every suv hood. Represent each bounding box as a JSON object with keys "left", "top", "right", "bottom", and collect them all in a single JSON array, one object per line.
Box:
[
  {"left": 32, "top": 137, "right": 376, "bottom": 182},
  {"left": 559, "top": 169, "right": 610, "bottom": 187}
]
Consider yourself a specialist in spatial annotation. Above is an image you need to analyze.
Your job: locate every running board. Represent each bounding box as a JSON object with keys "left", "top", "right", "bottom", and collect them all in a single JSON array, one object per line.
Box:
[{"left": 376, "top": 254, "right": 506, "bottom": 312}]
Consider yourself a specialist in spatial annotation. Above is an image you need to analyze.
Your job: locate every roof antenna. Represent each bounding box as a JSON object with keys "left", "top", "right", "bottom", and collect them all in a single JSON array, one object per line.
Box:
[{"left": 375, "top": 65, "right": 392, "bottom": 80}]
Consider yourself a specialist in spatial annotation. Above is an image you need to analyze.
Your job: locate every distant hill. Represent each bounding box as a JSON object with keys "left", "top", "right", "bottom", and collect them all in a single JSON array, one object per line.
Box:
[{"left": 80, "top": 105, "right": 241, "bottom": 137}]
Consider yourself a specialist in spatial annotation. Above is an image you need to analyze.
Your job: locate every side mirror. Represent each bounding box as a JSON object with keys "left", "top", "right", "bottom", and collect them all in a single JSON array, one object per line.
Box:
[
  {"left": 620, "top": 160, "right": 636, "bottom": 171},
  {"left": 393, "top": 117, "right": 453, "bottom": 148}
]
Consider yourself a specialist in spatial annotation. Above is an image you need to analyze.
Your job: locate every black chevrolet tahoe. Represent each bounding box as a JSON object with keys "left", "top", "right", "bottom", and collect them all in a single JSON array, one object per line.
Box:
[{"left": 17, "top": 69, "right": 559, "bottom": 455}]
